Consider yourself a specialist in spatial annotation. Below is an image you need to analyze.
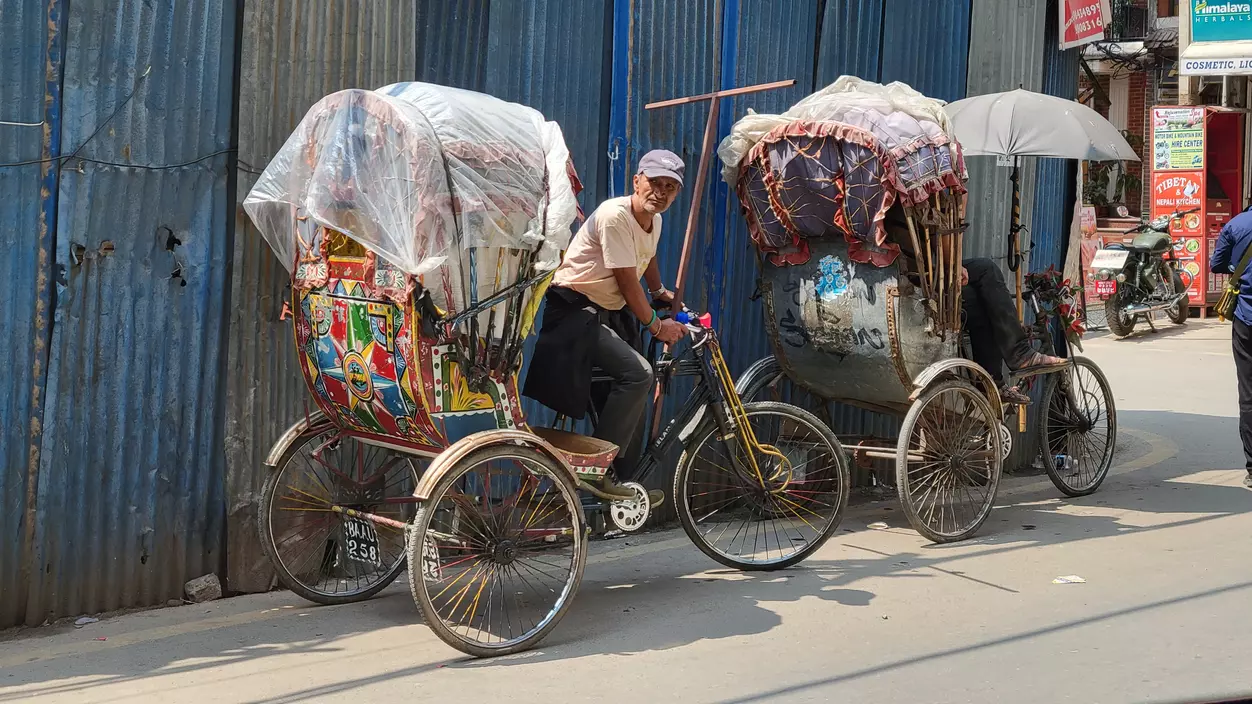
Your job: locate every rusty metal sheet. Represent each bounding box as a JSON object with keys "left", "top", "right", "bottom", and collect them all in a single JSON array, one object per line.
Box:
[
  {"left": 22, "top": 0, "right": 238, "bottom": 625},
  {"left": 227, "top": 0, "right": 417, "bottom": 594},
  {"left": 0, "top": 0, "right": 61, "bottom": 629}
]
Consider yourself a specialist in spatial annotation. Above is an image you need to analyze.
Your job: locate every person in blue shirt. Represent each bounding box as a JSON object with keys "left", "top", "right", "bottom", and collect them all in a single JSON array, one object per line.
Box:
[{"left": 1209, "top": 206, "right": 1252, "bottom": 489}]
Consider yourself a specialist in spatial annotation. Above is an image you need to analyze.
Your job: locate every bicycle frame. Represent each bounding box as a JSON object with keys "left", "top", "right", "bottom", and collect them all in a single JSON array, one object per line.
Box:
[{"left": 582, "top": 321, "right": 774, "bottom": 489}]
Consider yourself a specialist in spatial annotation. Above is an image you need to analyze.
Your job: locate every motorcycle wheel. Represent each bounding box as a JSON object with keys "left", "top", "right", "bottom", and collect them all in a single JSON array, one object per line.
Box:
[
  {"left": 1167, "top": 271, "right": 1189, "bottom": 325},
  {"left": 1104, "top": 292, "right": 1136, "bottom": 338}
]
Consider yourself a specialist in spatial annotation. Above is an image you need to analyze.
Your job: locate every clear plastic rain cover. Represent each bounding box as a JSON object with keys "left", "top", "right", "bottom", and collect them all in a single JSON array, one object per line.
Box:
[{"left": 243, "top": 82, "right": 579, "bottom": 278}]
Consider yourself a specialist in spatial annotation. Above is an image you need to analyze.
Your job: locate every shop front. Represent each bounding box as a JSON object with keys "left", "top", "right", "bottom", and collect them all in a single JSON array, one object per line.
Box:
[
  {"left": 1166, "top": 1, "right": 1252, "bottom": 312},
  {"left": 1147, "top": 106, "right": 1243, "bottom": 311}
]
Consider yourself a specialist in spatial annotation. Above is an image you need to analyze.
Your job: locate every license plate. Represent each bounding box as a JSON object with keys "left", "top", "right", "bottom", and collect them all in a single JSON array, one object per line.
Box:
[
  {"left": 1094, "top": 279, "right": 1117, "bottom": 296},
  {"left": 344, "top": 517, "right": 382, "bottom": 567},
  {"left": 1089, "top": 249, "right": 1130, "bottom": 270}
]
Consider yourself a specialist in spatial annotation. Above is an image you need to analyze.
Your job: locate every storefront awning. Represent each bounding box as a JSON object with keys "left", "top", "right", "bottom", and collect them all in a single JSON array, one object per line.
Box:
[{"left": 1180, "top": 40, "right": 1252, "bottom": 76}]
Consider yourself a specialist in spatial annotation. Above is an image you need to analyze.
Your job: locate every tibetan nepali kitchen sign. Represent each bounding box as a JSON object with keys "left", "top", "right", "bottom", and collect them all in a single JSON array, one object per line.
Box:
[
  {"left": 1060, "top": 0, "right": 1112, "bottom": 50},
  {"left": 1192, "top": 1, "right": 1252, "bottom": 43},
  {"left": 1151, "top": 171, "right": 1207, "bottom": 304}
]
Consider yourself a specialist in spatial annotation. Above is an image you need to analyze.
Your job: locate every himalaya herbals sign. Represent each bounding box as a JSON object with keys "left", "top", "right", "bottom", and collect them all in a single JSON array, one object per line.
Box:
[{"left": 1192, "top": 1, "right": 1252, "bottom": 43}]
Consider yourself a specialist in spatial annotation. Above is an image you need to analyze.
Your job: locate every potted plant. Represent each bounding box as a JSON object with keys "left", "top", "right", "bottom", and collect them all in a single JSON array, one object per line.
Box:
[
  {"left": 1083, "top": 162, "right": 1112, "bottom": 216},
  {"left": 1107, "top": 131, "right": 1143, "bottom": 218},
  {"left": 1083, "top": 130, "right": 1143, "bottom": 219}
]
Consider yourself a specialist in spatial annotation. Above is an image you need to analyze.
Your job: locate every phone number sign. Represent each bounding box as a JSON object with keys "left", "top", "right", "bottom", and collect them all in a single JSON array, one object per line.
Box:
[{"left": 1061, "top": 0, "right": 1111, "bottom": 50}]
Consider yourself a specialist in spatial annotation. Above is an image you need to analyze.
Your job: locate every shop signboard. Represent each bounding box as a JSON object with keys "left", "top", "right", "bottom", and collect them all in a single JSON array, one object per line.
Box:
[
  {"left": 1191, "top": 1, "right": 1252, "bottom": 43},
  {"left": 1152, "top": 107, "right": 1206, "bottom": 171},
  {"left": 1151, "top": 171, "right": 1207, "bottom": 304},
  {"left": 1060, "top": 0, "right": 1111, "bottom": 50}
]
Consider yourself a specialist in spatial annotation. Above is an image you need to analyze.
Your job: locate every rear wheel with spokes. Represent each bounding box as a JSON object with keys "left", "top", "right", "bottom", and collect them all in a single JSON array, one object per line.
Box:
[
  {"left": 896, "top": 380, "right": 1002, "bottom": 543},
  {"left": 675, "top": 401, "right": 850, "bottom": 571},
  {"left": 409, "top": 444, "right": 586, "bottom": 658},
  {"left": 258, "top": 429, "right": 422, "bottom": 605},
  {"left": 1038, "top": 356, "right": 1117, "bottom": 497}
]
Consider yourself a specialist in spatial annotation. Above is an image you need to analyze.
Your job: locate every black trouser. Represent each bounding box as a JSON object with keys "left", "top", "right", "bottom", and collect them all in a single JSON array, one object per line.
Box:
[
  {"left": 961, "top": 258, "right": 1032, "bottom": 384},
  {"left": 1232, "top": 318, "right": 1252, "bottom": 472},
  {"left": 590, "top": 323, "right": 653, "bottom": 482}
]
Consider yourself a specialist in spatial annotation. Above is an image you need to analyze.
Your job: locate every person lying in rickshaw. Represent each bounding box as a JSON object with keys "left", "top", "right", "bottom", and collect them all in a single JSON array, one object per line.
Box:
[
  {"left": 884, "top": 208, "right": 1066, "bottom": 405},
  {"left": 524, "top": 150, "right": 688, "bottom": 502},
  {"left": 961, "top": 258, "right": 1068, "bottom": 405}
]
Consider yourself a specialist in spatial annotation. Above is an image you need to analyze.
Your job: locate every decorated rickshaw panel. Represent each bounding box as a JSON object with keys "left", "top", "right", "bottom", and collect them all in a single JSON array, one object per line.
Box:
[
  {"left": 295, "top": 282, "right": 446, "bottom": 451},
  {"left": 293, "top": 262, "right": 531, "bottom": 451}
]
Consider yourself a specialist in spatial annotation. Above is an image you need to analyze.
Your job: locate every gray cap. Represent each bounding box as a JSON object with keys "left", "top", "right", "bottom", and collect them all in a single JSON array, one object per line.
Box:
[{"left": 637, "top": 149, "right": 685, "bottom": 186}]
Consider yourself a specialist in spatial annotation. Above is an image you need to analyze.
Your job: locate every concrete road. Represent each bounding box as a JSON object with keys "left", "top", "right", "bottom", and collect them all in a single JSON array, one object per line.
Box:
[{"left": 3, "top": 320, "right": 1250, "bottom": 704}]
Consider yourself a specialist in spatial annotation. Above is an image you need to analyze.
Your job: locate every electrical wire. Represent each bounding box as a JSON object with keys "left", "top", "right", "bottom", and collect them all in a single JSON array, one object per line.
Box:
[
  {"left": 0, "top": 150, "right": 268, "bottom": 174},
  {"left": 0, "top": 64, "right": 262, "bottom": 177}
]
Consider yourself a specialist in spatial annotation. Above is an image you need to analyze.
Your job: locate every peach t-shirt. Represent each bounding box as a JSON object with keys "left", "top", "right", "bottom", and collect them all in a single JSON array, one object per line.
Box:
[{"left": 552, "top": 196, "right": 661, "bottom": 310}]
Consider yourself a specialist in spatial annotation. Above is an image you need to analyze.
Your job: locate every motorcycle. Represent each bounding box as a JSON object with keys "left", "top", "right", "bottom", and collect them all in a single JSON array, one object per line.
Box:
[{"left": 1088, "top": 207, "right": 1196, "bottom": 338}]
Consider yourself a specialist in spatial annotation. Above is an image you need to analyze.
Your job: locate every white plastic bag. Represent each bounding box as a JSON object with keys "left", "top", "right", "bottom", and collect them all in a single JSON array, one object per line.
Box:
[{"left": 244, "top": 83, "right": 578, "bottom": 279}]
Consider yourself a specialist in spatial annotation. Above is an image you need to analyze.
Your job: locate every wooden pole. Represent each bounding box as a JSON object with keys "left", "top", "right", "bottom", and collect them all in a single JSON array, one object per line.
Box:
[
  {"left": 1011, "top": 160, "right": 1024, "bottom": 321},
  {"left": 641, "top": 78, "right": 796, "bottom": 435},
  {"left": 644, "top": 79, "right": 796, "bottom": 110},
  {"left": 671, "top": 98, "right": 720, "bottom": 317},
  {"left": 651, "top": 78, "right": 796, "bottom": 316}
]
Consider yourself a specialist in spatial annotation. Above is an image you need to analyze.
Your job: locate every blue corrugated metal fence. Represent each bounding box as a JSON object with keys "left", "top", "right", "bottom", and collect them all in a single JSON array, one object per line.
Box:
[
  {"left": 2, "top": 0, "right": 237, "bottom": 627},
  {"left": 0, "top": 0, "right": 61, "bottom": 629},
  {"left": 0, "top": 0, "right": 1089, "bottom": 623}
]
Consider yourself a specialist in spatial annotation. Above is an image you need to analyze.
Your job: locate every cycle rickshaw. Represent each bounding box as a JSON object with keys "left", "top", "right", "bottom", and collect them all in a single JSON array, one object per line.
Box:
[
  {"left": 721, "top": 78, "right": 1118, "bottom": 543},
  {"left": 244, "top": 83, "right": 851, "bottom": 658}
]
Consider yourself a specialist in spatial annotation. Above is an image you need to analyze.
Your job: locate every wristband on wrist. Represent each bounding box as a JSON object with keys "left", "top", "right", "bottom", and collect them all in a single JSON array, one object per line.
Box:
[{"left": 650, "top": 285, "right": 669, "bottom": 297}]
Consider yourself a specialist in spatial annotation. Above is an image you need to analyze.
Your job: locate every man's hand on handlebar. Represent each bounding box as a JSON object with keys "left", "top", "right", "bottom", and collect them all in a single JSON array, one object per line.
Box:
[{"left": 654, "top": 318, "right": 686, "bottom": 344}]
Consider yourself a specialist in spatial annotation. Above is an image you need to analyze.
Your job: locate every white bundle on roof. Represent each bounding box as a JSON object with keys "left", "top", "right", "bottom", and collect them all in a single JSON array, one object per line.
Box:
[{"left": 718, "top": 76, "right": 958, "bottom": 186}]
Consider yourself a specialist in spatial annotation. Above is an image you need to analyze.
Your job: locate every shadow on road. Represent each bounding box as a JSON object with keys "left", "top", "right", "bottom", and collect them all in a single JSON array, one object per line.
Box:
[{"left": 1, "top": 410, "right": 1248, "bottom": 699}]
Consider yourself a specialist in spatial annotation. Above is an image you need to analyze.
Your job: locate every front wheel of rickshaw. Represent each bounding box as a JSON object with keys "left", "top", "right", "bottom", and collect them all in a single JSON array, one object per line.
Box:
[
  {"left": 1038, "top": 357, "right": 1118, "bottom": 497},
  {"left": 896, "top": 380, "right": 1002, "bottom": 544},
  {"left": 409, "top": 444, "right": 587, "bottom": 658},
  {"left": 675, "top": 401, "right": 850, "bottom": 571},
  {"left": 258, "top": 429, "right": 421, "bottom": 605}
]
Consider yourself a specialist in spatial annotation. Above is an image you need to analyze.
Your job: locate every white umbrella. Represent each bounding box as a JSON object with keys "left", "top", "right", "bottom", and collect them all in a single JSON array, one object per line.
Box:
[
  {"left": 945, "top": 89, "right": 1139, "bottom": 161},
  {"left": 943, "top": 89, "right": 1139, "bottom": 320}
]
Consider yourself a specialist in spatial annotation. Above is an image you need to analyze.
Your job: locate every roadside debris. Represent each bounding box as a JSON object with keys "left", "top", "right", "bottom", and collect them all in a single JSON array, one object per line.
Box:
[
  {"left": 868, "top": 522, "right": 889, "bottom": 530},
  {"left": 185, "top": 574, "right": 223, "bottom": 603},
  {"left": 73, "top": 617, "right": 98, "bottom": 627},
  {"left": 1052, "top": 575, "right": 1086, "bottom": 584}
]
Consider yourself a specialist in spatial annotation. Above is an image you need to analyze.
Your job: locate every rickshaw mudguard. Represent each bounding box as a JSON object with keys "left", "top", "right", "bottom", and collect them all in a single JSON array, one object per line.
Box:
[
  {"left": 411, "top": 429, "right": 579, "bottom": 502},
  {"left": 909, "top": 359, "right": 1002, "bottom": 415},
  {"left": 264, "top": 410, "right": 333, "bottom": 468},
  {"left": 734, "top": 355, "right": 783, "bottom": 397}
]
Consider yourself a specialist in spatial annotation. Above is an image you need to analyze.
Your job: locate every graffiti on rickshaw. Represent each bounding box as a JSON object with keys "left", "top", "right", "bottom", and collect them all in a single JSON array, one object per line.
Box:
[{"left": 775, "top": 278, "right": 885, "bottom": 353}]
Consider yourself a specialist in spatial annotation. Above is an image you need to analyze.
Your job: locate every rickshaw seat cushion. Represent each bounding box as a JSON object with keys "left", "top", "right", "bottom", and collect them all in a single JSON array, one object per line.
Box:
[{"left": 531, "top": 427, "right": 619, "bottom": 473}]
